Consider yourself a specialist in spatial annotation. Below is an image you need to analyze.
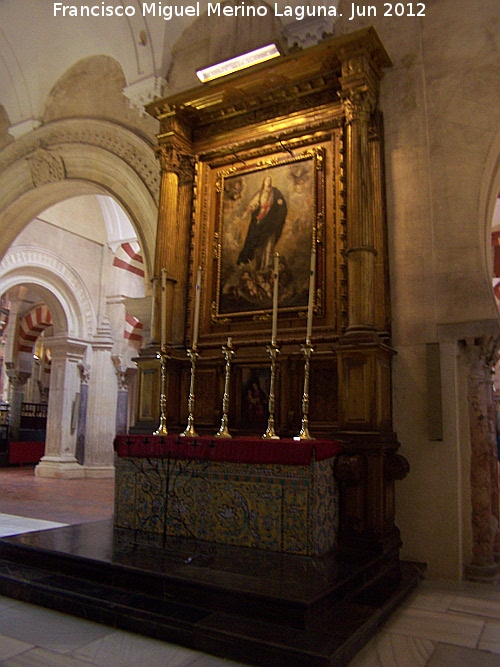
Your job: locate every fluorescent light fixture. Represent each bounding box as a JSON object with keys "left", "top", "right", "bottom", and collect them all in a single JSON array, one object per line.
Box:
[{"left": 196, "top": 44, "right": 280, "bottom": 83}]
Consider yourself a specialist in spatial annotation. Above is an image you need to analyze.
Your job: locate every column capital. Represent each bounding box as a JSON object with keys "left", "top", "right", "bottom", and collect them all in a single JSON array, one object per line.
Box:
[
  {"left": 339, "top": 45, "right": 383, "bottom": 124},
  {"left": 5, "top": 362, "right": 30, "bottom": 389},
  {"left": 43, "top": 336, "right": 87, "bottom": 362},
  {"left": 156, "top": 145, "right": 195, "bottom": 185},
  {"left": 339, "top": 87, "right": 376, "bottom": 124},
  {"left": 77, "top": 361, "right": 91, "bottom": 385},
  {"left": 111, "top": 355, "right": 132, "bottom": 391},
  {"left": 461, "top": 335, "right": 500, "bottom": 380}
]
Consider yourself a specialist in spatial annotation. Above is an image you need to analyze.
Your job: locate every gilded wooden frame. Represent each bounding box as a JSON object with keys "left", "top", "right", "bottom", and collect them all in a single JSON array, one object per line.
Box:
[{"left": 211, "top": 148, "right": 325, "bottom": 322}]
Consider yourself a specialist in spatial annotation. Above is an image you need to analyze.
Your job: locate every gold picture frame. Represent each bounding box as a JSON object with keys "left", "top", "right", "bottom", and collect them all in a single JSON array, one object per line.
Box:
[{"left": 212, "top": 148, "right": 325, "bottom": 322}]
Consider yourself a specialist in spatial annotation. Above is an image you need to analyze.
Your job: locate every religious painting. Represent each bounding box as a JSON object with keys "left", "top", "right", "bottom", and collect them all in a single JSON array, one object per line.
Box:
[
  {"left": 240, "top": 367, "right": 271, "bottom": 432},
  {"left": 212, "top": 148, "right": 324, "bottom": 321}
]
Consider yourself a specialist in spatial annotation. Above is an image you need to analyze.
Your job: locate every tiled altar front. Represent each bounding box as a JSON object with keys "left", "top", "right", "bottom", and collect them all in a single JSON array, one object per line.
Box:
[{"left": 114, "top": 435, "right": 342, "bottom": 556}]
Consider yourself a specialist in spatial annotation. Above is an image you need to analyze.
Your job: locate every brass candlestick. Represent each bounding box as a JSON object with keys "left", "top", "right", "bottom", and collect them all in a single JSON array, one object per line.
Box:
[
  {"left": 180, "top": 347, "right": 199, "bottom": 437},
  {"left": 262, "top": 344, "right": 280, "bottom": 440},
  {"left": 294, "top": 342, "right": 315, "bottom": 441},
  {"left": 215, "top": 337, "right": 235, "bottom": 438},
  {"left": 154, "top": 347, "right": 170, "bottom": 435}
]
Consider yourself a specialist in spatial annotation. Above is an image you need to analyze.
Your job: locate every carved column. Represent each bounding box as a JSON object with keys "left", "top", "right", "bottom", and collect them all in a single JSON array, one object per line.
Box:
[
  {"left": 35, "top": 337, "right": 86, "bottom": 479},
  {"left": 153, "top": 135, "right": 195, "bottom": 346},
  {"left": 112, "top": 356, "right": 131, "bottom": 435},
  {"left": 340, "top": 51, "right": 378, "bottom": 335},
  {"left": 464, "top": 337, "right": 500, "bottom": 580},
  {"left": 5, "top": 364, "right": 30, "bottom": 441},
  {"left": 75, "top": 362, "right": 90, "bottom": 466},
  {"left": 83, "top": 330, "right": 116, "bottom": 477},
  {"left": 335, "top": 45, "right": 404, "bottom": 559}
]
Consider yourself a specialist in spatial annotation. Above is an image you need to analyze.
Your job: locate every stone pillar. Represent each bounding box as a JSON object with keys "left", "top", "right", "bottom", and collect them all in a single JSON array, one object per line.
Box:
[
  {"left": 83, "top": 332, "right": 116, "bottom": 478},
  {"left": 112, "top": 356, "right": 131, "bottom": 435},
  {"left": 75, "top": 362, "right": 90, "bottom": 466},
  {"left": 35, "top": 337, "right": 86, "bottom": 479},
  {"left": 5, "top": 364, "right": 30, "bottom": 441},
  {"left": 464, "top": 337, "right": 500, "bottom": 580},
  {"left": 339, "top": 49, "right": 378, "bottom": 336}
]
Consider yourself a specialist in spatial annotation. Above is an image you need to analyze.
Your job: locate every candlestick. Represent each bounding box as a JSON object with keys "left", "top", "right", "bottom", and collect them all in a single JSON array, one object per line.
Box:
[
  {"left": 215, "top": 337, "right": 235, "bottom": 438},
  {"left": 192, "top": 266, "right": 202, "bottom": 349},
  {"left": 154, "top": 348, "right": 169, "bottom": 435},
  {"left": 262, "top": 344, "right": 280, "bottom": 440},
  {"left": 306, "top": 241, "right": 316, "bottom": 344},
  {"left": 271, "top": 253, "right": 279, "bottom": 347},
  {"left": 294, "top": 343, "right": 315, "bottom": 441},
  {"left": 160, "top": 268, "right": 167, "bottom": 349},
  {"left": 180, "top": 347, "right": 199, "bottom": 437}
]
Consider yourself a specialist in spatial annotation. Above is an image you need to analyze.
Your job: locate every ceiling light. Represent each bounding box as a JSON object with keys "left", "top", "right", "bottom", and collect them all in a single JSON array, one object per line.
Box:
[{"left": 196, "top": 44, "right": 280, "bottom": 83}]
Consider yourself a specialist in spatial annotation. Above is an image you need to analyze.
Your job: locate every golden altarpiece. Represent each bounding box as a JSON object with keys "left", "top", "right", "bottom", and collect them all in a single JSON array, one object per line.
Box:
[{"left": 131, "top": 27, "right": 408, "bottom": 558}]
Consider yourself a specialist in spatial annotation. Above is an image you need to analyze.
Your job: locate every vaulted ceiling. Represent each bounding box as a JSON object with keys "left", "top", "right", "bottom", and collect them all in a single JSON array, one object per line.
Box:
[{"left": 0, "top": 0, "right": 336, "bottom": 135}]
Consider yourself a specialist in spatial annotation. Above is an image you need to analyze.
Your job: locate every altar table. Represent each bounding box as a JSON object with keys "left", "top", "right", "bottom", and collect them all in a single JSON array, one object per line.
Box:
[{"left": 114, "top": 435, "right": 342, "bottom": 556}]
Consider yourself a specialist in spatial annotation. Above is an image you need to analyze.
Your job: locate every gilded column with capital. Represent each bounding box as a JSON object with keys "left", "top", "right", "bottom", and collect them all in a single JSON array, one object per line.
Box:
[
  {"left": 335, "top": 44, "right": 405, "bottom": 558},
  {"left": 339, "top": 50, "right": 379, "bottom": 336},
  {"left": 153, "top": 137, "right": 195, "bottom": 347},
  {"left": 132, "top": 109, "right": 195, "bottom": 432}
]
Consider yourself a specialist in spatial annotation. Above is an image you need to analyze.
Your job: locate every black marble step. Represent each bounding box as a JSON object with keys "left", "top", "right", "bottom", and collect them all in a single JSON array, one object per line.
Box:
[{"left": 0, "top": 521, "right": 425, "bottom": 667}]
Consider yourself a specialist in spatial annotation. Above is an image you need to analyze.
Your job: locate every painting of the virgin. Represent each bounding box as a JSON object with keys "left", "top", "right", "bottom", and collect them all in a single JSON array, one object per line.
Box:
[{"left": 215, "top": 153, "right": 319, "bottom": 319}]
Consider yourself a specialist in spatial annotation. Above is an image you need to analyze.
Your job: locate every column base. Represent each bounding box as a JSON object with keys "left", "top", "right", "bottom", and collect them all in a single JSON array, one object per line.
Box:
[
  {"left": 83, "top": 466, "right": 115, "bottom": 479},
  {"left": 464, "top": 562, "right": 499, "bottom": 582},
  {"left": 35, "top": 457, "right": 85, "bottom": 479}
]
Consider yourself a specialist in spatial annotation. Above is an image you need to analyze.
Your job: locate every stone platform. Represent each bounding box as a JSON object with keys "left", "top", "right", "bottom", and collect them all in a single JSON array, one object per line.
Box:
[{"left": 0, "top": 520, "right": 424, "bottom": 666}]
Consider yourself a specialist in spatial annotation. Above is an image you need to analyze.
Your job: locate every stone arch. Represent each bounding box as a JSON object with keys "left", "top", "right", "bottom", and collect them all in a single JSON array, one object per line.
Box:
[
  {"left": 480, "top": 124, "right": 500, "bottom": 295},
  {"left": 0, "top": 246, "right": 96, "bottom": 340},
  {"left": 0, "top": 117, "right": 159, "bottom": 280}
]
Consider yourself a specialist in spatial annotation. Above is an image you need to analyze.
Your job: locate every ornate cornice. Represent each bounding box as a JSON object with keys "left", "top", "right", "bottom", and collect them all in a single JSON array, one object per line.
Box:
[{"left": 146, "top": 27, "right": 391, "bottom": 149}]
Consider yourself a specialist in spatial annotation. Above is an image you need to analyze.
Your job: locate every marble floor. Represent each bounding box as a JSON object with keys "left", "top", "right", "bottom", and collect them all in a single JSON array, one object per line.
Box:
[{"left": 0, "top": 468, "right": 499, "bottom": 666}]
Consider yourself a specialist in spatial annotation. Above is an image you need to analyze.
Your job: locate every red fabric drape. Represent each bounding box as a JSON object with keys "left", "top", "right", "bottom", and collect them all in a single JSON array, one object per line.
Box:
[{"left": 114, "top": 435, "right": 342, "bottom": 466}]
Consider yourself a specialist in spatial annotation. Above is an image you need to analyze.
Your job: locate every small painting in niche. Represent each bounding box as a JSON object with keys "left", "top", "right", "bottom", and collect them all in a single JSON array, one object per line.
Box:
[
  {"left": 240, "top": 367, "right": 271, "bottom": 432},
  {"left": 215, "top": 152, "right": 319, "bottom": 319}
]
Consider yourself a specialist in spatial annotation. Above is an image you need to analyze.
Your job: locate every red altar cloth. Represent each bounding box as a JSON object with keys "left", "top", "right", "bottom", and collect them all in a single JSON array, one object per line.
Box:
[{"left": 114, "top": 434, "right": 342, "bottom": 466}]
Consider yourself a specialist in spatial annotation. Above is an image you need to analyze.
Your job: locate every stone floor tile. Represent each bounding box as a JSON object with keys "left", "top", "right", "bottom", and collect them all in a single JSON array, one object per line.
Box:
[
  {"left": 73, "top": 629, "right": 203, "bottom": 667},
  {"left": 0, "top": 595, "right": 24, "bottom": 613},
  {"left": 0, "top": 634, "right": 33, "bottom": 661},
  {"left": 1, "top": 646, "right": 103, "bottom": 667},
  {"left": 478, "top": 621, "right": 500, "bottom": 655},
  {"left": 0, "top": 513, "right": 66, "bottom": 537},
  {"left": 347, "top": 631, "right": 436, "bottom": 667},
  {"left": 448, "top": 597, "right": 500, "bottom": 622},
  {"left": 403, "top": 589, "right": 455, "bottom": 614},
  {"left": 381, "top": 607, "right": 485, "bottom": 648},
  {"left": 0, "top": 602, "right": 112, "bottom": 654},
  {"left": 188, "top": 655, "right": 249, "bottom": 666},
  {"left": 426, "top": 643, "right": 500, "bottom": 667}
]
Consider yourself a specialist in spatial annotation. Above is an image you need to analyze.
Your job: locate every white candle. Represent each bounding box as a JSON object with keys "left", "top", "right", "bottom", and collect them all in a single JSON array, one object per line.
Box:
[
  {"left": 271, "top": 252, "right": 279, "bottom": 347},
  {"left": 160, "top": 268, "right": 167, "bottom": 349},
  {"left": 192, "top": 266, "right": 202, "bottom": 349},
  {"left": 306, "top": 242, "right": 316, "bottom": 344}
]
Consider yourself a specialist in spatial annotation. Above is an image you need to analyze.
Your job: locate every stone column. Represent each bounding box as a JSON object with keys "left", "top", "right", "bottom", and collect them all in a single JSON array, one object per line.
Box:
[
  {"left": 83, "top": 330, "right": 116, "bottom": 478},
  {"left": 112, "top": 356, "right": 131, "bottom": 435},
  {"left": 75, "top": 362, "right": 90, "bottom": 466},
  {"left": 35, "top": 337, "right": 86, "bottom": 479},
  {"left": 464, "top": 337, "right": 500, "bottom": 580},
  {"left": 339, "top": 49, "right": 379, "bottom": 336},
  {"left": 5, "top": 364, "right": 30, "bottom": 441}
]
